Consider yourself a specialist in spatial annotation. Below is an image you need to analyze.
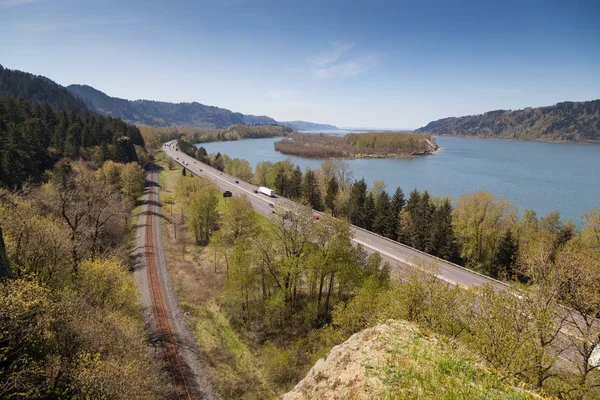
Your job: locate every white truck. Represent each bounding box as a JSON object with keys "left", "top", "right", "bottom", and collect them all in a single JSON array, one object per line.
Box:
[{"left": 258, "top": 186, "right": 275, "bottom": 197}]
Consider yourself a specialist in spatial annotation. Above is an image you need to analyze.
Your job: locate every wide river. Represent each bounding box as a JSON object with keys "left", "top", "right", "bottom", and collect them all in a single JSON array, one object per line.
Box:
[{"left": 196, "top": 136, "right": 600, "bottom": 224}]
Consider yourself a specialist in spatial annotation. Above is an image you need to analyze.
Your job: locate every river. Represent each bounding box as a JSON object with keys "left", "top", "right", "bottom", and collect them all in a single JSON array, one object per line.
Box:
[{"left": 196, "top": 136, "right": 600, "bottom": 223}]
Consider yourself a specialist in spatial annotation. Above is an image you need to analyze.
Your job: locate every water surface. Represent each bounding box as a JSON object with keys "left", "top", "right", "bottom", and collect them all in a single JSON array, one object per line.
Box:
[{"left": 196, "top": 136, "right": 600, "bottom": 223}]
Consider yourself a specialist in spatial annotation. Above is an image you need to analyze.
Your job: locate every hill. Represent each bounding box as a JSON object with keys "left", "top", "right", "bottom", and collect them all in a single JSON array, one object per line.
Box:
[
  {"left": 68, "top": 84, "right": 338, "bottom": 130},
  {"left": 416, "top": 100, "right": 600, "bottom": 141},
  {"left": 283, "top": 321, "right": 542, "bottom": 399},
  {"left": 280, "top": 120, "right": 338, "bottom": 131},
  {"left": 0, "top": 67, "right": 144, "bottom": 188},
  {"left": 0, "top": 65, "right": 87, "bottom": 112}
]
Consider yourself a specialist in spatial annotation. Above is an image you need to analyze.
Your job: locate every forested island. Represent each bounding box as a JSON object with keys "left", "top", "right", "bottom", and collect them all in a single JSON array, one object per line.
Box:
[
  {"left": 416, "top": 99, "right": 600, "bottom": 141},
  {"left": 274, "top": 131, "right": 438, "bottom": 159}
]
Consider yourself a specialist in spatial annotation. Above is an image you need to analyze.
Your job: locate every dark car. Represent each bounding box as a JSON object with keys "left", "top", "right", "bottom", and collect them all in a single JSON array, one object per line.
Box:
[
  {"left": 253, "top": 189, "right": 259, "bottom": 194},
  {"left": 235, "top": 180, "right": 239, "bottom": 184},
  {"left": 268, "top": 203, "right": 275, "bottom": 208}
]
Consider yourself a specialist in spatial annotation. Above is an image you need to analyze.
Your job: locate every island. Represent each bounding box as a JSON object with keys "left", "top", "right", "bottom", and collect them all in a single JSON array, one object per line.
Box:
[{"left": 273, "top": 131, "right": 439, "bottom": 159}]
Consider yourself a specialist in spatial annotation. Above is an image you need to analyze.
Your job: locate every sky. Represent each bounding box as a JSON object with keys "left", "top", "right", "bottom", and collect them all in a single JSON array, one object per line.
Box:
[{"left": 1, "top": 0, "right": 599, "bottom": 129}]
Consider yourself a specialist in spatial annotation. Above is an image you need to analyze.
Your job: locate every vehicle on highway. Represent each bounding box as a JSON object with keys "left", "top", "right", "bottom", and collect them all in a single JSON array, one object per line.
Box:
[
  {"left": 253, "top": 189, "right": 259, "bottom": 193},
  {"left": 258, "top": 186, "right": 276, "bottom": 197},
  {"left": 235, "top": 180, "right": 239, "bottom": 184},
  {"left": 268, "top": 203, "right": 275, "bottom": 208},
  {"left": 312, "top": 215, "right": 320, "bottom": 220}
]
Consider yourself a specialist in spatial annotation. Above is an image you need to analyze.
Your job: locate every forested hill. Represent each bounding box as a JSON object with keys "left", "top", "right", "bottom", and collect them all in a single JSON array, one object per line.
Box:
[
  {"left": 67, "top": 84, "right": 338, "bottom": 130},
  {"left": 0, "top": 65, "right": 87, "bottom": 112},
  {"left": 416, "top": 100, "right": 600, "bottom": 141},
  {"left": 0, "top": 66, "right": 145, "bottom": 188}
]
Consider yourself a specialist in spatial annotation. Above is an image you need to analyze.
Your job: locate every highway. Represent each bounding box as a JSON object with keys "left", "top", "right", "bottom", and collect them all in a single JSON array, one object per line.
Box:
[
  {"left": 163, "top": 140, "right": 600, "bottom": 372},
  {"left": 163, "top": 140, "right": 506, "bottom": 290}
]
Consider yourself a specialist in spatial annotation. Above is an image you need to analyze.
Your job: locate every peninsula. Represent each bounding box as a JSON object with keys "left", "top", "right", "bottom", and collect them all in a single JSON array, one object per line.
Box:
[{"left": 274, "top": 131, "right": 439, "bottom": 159}]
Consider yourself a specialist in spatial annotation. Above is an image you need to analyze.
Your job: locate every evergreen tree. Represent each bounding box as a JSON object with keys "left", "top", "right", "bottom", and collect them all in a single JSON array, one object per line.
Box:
[
  {"left": 373, "top": 190, "right": 395, "bottom": 238},
  {"left": 363, "top": 194, "right": 376, "bottom": 231},
  {"left": 324, "top": 176, "right": 339, "bottom": 215},
  {"left": 390, "top": 187, "right": 406, "bottom": 239},
  {"left": 302, "top": 169, "right": 323, "bottom": 211},
  {"left": 429, "top": 198, "right": 459, "bottom": 261},
  {"left": 182, "top": 167, "right": 187, "bottom": 176},
  {"left": 288, "top": 166, "right": 303, "bottom": 200},
  {"left": 346, "top": 179, "right": 368, "bottom": 227},
  {"left": 493, "top": 230, "right": 519, "bottom": 279}
]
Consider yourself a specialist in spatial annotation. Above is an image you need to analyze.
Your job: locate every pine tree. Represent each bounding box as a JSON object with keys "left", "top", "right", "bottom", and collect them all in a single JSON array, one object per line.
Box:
[
  {"left": 493, "top": 230, "right": 518, "bottom": 279},
  {"left": 303, "top": 169, "right": 323, "bottom": 211},
  {"left": 324, "top": 176, "right": 339, "bottom": 215},
  {"left": 346, "top": 179, "right": 367, "bottom": 227},
  {"left": 373, "top": 190, "right": 395, "bottom": 238},
  {"left": 289, "top": 166, "right": 303, "bottom": 200},
  {"left": 363, "top": 194, "right": 376, "bottom": 231},
  {"left": 430, "top": 198, "right": 459, "bottom": 261},
  {"left": 390, "top": 187, "right": 406, "bottom": 239}
]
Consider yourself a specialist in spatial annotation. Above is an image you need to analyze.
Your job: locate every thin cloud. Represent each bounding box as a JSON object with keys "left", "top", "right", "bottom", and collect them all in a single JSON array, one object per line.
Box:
[
  {"left": 313, "top": 54, "right": 377, "bottom": 79},
  {"left": 0, "top": 0, "right": 40, "bottom": 7},
  {"left": 309, "top": 42, "right": 354, "bottom": 67},
  {"left": 13, "top": 17, "right": 140, "bottom": 33}
]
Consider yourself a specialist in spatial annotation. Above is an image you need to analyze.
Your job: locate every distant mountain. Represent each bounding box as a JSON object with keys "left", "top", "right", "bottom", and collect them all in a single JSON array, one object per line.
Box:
[
  {"left": 67, "top": 84, "right": 336, "bottom": 130},
  {"left": 0, "top": 65, "right": 87, "bottom": 112},
  {"left": 416, "top": 100, "right": 600, "bottom": 141},
  {"left": 280, "top": 120, "right": 338, "bottom": 131}
]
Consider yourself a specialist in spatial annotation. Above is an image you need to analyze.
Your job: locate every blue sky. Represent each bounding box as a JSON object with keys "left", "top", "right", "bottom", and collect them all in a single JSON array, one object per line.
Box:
[{"left": 1, "top": 0, "right": 599, "bottom": 128}]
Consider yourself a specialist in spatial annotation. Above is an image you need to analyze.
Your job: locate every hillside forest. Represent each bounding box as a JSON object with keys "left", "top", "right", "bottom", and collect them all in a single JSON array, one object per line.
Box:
[{"left": 416, "top": 99, "right": 600, "bottom": 141}]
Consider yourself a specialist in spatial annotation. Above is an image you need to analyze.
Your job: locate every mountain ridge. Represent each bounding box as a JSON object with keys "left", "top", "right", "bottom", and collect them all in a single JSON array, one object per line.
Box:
[
  {"left": 67, "top": 84, "right": 337, "bottom": 131},
  {"left": 416, "top": 99, "right": 600, "bottom": 141}
]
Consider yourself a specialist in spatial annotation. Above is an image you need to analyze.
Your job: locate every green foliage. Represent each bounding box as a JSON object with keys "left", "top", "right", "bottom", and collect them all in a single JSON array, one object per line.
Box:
[
  {"left": 416, "top": 99, "right": 600, "bottom": 141},
  {"left": 0, "top": 95, "right": 143, "bottom": 188},
  {"left": 275, "top": 131, "right": 437, "bottom": 158}
]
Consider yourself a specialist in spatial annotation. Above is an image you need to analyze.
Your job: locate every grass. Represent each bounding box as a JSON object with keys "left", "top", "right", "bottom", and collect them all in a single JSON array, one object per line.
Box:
[
  {"left": 155, "top": 157, "right": 277, "bottom": 399},
  {"left": 377, "top": 331, "right": 537, "bottom": 400}
]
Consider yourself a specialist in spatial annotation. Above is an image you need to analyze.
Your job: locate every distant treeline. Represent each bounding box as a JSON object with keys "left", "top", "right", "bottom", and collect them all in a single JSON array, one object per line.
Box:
[
  {"left": 141, "top": 124, "right": 293, "bottom": 149},
  {"left": 274, "top": 132, "right": 437, "bottom": 159},
  {"left": 416, "top": 99, "right": 600, "bottom": 141}
]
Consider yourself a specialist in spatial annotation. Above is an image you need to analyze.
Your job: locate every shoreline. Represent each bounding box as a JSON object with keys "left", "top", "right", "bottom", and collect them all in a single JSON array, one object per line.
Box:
[{"left": 432, "top": 134, "right": 600, "bottom": 145}]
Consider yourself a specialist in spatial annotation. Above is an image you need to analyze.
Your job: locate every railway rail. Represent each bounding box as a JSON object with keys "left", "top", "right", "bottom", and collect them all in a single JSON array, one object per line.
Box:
[{"left": 145, "top": 171, "right": 195, "bottom": 400}]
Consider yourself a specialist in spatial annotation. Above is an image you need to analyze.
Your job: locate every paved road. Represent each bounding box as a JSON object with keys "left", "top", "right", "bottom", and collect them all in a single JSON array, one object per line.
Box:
[{"left": 163, "top": 141, "right": 505, "bottom": 290}]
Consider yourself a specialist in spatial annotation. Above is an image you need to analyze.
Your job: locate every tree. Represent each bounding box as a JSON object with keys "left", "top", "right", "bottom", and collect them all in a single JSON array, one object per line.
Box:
[
  {"left": 187, "top": 187, "right": 220, "bottom": 244},
  {"left": 390, "top": 187, "right": 406, "bottom": 239},
  {"left": 452, "top": 191, "right": 517, "bottom": 275},
  {"left": 581, "top": 206, "right": 600, "bottom": 255},
  {"left": 302, "top": 169, "right": 323, "bottom": 211},
  {"left": 182, "top": 167, "right": 187, "bottom": 176},
  {"left": 288, "top": 166, "right": 303, "bottom": 200},
  {"left": 252, "top": 161, "right": 273, "bottom": 186},
  {"left": 120, "top": 162, "right": 145, "bottom": 200},
  {"left": 324, "top": 176, "right": 339, "bottom": 216},
  {"left": 370, "top": 180, "right": 386, "bottom": 206},
  {"left": 0, "top": 224, "right": 11, "bottom": 278},
  {"left": 346, "top": 179, "right": 367, "bottom": 227},
  {"left": 363, "top": 194, "right": 376, "bottom": 231},
  {"left": 429, "top": 198, "right": 459, "bottom": 262},
  {"left": 373, "top": 190, "right": 395, "bottom": 238}
]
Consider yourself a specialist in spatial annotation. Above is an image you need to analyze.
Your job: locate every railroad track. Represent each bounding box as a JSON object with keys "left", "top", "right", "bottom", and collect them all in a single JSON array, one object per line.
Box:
[{"left": 145, "top": 171, "right": 195, "bottom": 400}]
